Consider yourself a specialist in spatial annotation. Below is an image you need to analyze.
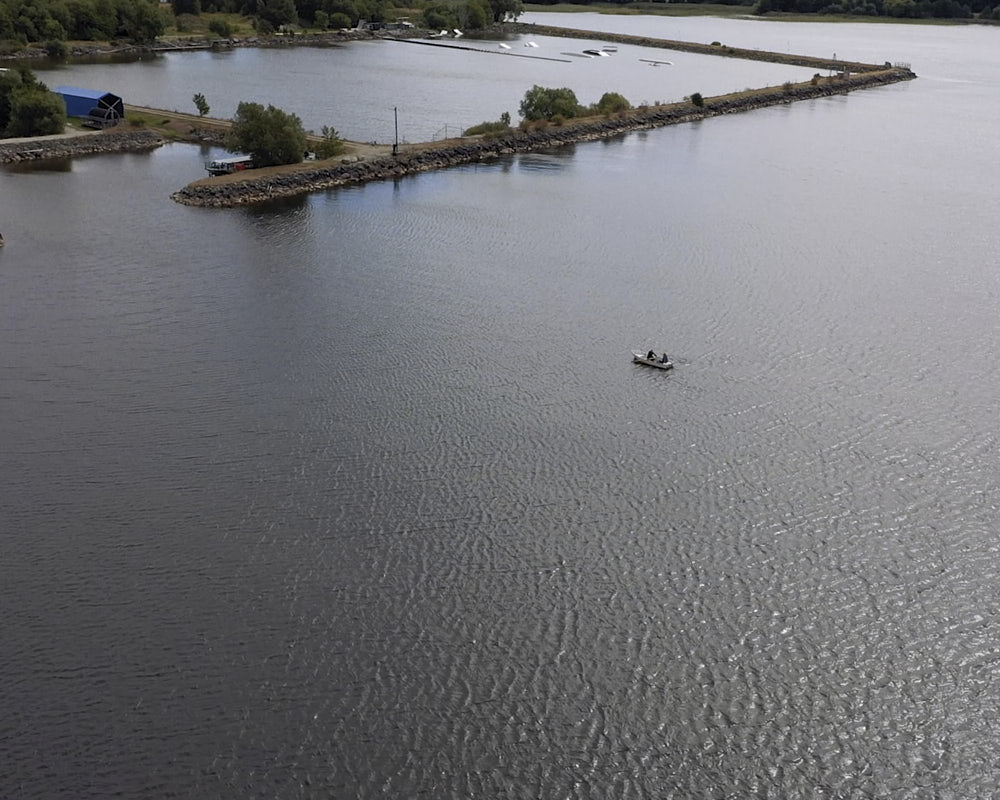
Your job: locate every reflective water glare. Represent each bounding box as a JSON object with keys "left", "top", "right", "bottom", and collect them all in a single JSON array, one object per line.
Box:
[{"left": 2, "top": 14, "right": 1000, "bottom": 799}]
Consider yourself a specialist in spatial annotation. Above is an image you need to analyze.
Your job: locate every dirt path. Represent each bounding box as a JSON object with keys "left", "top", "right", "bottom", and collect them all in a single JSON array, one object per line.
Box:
[{"left": 125, "top": 105, "right": 394, "bottom": 158}]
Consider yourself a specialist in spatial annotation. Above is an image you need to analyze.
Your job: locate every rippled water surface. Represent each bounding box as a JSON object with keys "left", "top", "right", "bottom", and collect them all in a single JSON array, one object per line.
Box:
[{"left": 2, "top": 16, "right": 1000, "bottom": 799}]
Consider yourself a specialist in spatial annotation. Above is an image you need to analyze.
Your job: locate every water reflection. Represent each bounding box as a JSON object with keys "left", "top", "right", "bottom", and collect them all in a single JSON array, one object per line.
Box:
[
  {"left": 2, "top": 157, "right": 73, "bottom": 173},
  {"left": 517, "top": 146, "right": 577, "bottom": 172}
]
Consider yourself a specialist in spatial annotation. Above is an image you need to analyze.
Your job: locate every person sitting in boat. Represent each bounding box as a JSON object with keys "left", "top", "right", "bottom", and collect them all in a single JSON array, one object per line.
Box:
[
  {"left": 660, "top": 352, "right": 670, "bottom": 364},
  {"left": 646, "top": 350, "right": 656, "bottom": 360}
]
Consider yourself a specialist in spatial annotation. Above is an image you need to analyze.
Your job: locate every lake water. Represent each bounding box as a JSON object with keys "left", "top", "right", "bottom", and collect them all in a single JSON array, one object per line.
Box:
[{"left": 2, "top": 14, "right": 1000, "bottom": 799}]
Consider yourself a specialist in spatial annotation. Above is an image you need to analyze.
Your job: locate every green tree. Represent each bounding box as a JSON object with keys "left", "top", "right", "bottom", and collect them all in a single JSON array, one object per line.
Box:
[
  {"left": 462, "top": 0, "right": 492, "bottom": 28},
  {"left": 256, "top": 0, "right": 297, "bottom": 27},
  {"left": 5, "top": 86, "right": 66, "bottom": 137},
  {"left": 322, "top": 0, "right": 359, "bottom": 23},
  {"left": 0, "top": 67, "right": 44, "bottom": 128},
  {"left": 193, "top": 92, "right": 209, "bottom": 116},
  {"left": 226, "top": 101, "right": 306, "bottom": 167},
  {"left": 487, "top": 0, "right": 522, "bottom": 21},
  {"left": 690, "top": 92, "right": 704, "bottom": 107},
  {"left": 519, "top": 85, "right": 582, "bottom": 122},
  {"left": 0, "top": 69, "right": 24, "bottom": 131},
  {"left": 422, "top": 3, "right": 458, "bottom": 29},
  {"left": 172, "top": 0, "right": 201, "bottom": 14},
  {"left": 119, "top": 0, "right": 165, "bottom": 44},
  {"left": 0, "top": 5, "right": 13, "bottom": 41}
]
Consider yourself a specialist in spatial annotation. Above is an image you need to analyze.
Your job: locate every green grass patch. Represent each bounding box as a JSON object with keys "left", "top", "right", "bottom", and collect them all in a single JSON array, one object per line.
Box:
[
  {"left": 464, "top": 120, "right": 514, "bottom": 136},
  {"left": 162, "top": 12, "right": 253, "bottom": 39},
  {"left": 120, "top": 111, "right": 188, "bottom": 139}
]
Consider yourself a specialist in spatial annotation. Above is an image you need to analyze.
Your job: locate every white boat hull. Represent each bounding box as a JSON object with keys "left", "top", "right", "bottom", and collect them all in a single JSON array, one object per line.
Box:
[{"left": 632, "top": 352, "right": 674, "bottom": 370}]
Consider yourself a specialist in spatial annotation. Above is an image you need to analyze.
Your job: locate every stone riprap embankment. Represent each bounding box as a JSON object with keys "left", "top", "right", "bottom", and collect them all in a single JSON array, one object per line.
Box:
[
  {"left": 0, "top": 130, "right": 164, "bottom": 163},
  {"left": 172, "top": 67, "right": 914, "bottom": 208}
]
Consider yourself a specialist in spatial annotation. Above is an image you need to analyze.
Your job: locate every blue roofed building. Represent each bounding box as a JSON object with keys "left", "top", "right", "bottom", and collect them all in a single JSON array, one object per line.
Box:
[{"left": 54, "top": 86, "right": 125, "bottom": 128}]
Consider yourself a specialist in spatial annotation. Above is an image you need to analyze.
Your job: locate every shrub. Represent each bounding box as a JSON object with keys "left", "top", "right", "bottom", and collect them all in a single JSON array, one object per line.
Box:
[
  {"left": 594, "top": 91, "right": 631, "bottom": 116},
  {"left": 690, "top": 92, "right": 704, "bottom": 107},
  {"left": 463, "top": 120, "right": 512, "bottom": 136},
  {"left": 329, "top": 12, "right": 351, "bottom": 28},
  {"left": 314, "top": 10, "right": 329, "bottom": 28},
  {"left": 550, "top": 113, "right": 564, "bottom": 126},
  {"left": 315, "top": 124, "right": 345, "bottom": 158},
  {"left": 782, "top": 81, "right": 794, "bottom": 94},
  {"left": 208, "top": 18, "right": 233, "bottom": 37},
  {"left": 44, "top": 40, "right": 67, "bottom": 59}
]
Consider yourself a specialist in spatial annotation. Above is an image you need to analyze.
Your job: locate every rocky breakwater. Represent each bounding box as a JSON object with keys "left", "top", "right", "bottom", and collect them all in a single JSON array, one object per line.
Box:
[
  {"left": 509, "top": 22, "right": 889, "bottom": 74},
  {"left": 0, "top": 129, "right": 164, "bottom": 164},
  {"left": 172, "top": 67, "right": 914, "bottom": 209}
]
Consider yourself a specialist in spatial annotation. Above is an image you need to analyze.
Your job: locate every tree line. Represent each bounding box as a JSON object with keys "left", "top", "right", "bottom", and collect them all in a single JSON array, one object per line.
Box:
[
  {"left": 755, "top": 0, "right": 997, "bottom": 20},
  {"left": 0, "top": 0, "right": 164, "bottom": 46},
  {"left": 0, "top": 0, "right": 522, "bottom": 48}
]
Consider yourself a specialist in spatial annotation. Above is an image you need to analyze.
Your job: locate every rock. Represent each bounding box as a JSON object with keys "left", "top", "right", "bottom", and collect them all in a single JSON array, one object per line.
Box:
[{"left": 0, "top": 130, "right": 164, "bottom": 164}]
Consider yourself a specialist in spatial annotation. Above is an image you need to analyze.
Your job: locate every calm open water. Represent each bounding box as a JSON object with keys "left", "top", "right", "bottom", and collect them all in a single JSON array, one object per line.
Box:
[{"left": 2, "top": 15, "right": 1000, "bottom": 799}]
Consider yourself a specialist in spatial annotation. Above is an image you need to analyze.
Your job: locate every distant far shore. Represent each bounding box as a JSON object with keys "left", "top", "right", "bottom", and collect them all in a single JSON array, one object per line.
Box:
[{"left": 0, "top": 26, "right": 442, "bottom": 62}]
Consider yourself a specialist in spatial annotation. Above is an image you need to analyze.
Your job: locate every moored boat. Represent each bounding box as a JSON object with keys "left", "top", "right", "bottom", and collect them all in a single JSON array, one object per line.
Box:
[{"left": 205, "top": 155, "right": 255, "bottom": 176}]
